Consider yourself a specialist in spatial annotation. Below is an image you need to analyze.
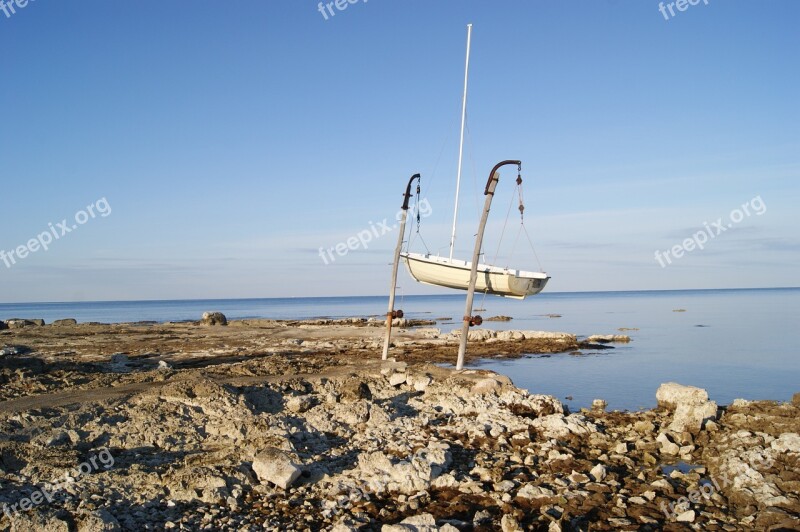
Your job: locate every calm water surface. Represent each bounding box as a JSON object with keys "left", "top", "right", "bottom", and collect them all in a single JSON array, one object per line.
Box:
[{"left": 2, "top": 288, "right": 797, "bottom": 411}]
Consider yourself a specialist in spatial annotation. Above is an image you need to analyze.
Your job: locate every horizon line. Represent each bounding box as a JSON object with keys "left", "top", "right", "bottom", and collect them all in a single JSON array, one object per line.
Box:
[{"left": 1, "top": 286, "right": 798, "bottom": 306}]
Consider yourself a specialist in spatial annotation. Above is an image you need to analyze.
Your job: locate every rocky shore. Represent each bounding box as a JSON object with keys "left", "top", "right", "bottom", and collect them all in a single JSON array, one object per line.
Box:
[{"left": 0, "top": 317, "right": 798, "bottom": 531}]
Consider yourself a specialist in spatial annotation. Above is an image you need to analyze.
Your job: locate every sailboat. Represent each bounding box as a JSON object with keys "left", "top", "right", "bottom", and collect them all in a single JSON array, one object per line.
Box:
[{"left": 399, "top": 25, "right": 550, "bottom": 300}]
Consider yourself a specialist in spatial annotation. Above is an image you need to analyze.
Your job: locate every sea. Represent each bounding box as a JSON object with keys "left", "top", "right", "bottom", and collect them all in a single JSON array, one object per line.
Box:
[{"left": 1, "top": 288, "right": 798, "bottom": 412}]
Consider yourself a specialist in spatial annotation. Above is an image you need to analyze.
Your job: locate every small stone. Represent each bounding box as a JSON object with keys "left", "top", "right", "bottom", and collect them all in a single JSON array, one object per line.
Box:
[
  {"left": 286, "top": 395, "right": 314, "bottom": 413},
  {"left": 493, "top": 480, "right": 515, "bottom": 493},
  {"left": 473, "top": 510, "right": 491, "bottom": 524},
  {"left": 676, "top": 510, "right": 696, "bottom": 522},
  {"left": 252, "top": 448, "right": 301, "bottom": 489},
  {"left": 500, "top": 515, "right": 522, "bottom": 532},
  {"left": 591, "top": 399, "right": 607, "bottom": 412},
  {"left": 388, "top": 372, "right": 407, "bottom": 387},
  {"left": 568, "top": 471, "right": 590, "bottom": 484},
  {"left": 589, "top": 463, "right": 607, "bottom": 482}
]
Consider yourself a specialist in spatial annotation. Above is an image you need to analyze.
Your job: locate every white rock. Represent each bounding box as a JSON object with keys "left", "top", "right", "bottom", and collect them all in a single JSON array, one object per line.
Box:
[
  {"left": 519, "top": 330, "right": 576, "bottom": 342},
  {"left": 468, "top": 329, "right": 495, "bottom": 341},
  {"left": 471, "top": 378, "right": 503, "bottom": 395},
  {"left": 771, "top": 432, "right": 800, "bottom": 454},
  {"left": 531, "top": 414, "right": 597, "bottom": 439},
  {"left": 409, "top": 374, "right": 432, "bottom": 392},
  {"left": 416, "top": 328, "right": 441, "bottom": 338},
  {"left": 590, "top": 463, "right": 607, "bottom": 481},
  {"left": 656, "top": 432, "right": 680, "bottom": 455},
  {"left": 496, "top": 330, "right": 525, "bottom": 341},
  {"left": 388, "top": 372, "right": 408, "bottom": 387},
  {"left": 587, "top": 334, "right": 631, "bottom": 343},
  {"left": 381, "top": 513, "right": 437, "bottom": 531},
  {"left": 676, "top": 510, "right": 696, "bottom": 522},
  {"left": 500, "top": 515, "right": 522, "bottom": 532},
  {"left": 517, "top": 484, "right": 555, "bottom": 499},
  {"left": 669, "top": 400, "right": 718, "bottom": 434},
  {"left": 286, "top": 395, "right": 314, "bottom": 413},
  {"left": 252, "top": 448, "right": 301, "bottom": 489},
  {"left": 656, "top": 382, "right": 709, "bottom": 407}
]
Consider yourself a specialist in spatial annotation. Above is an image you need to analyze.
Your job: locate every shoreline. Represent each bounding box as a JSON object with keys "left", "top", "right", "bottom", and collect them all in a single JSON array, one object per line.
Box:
[{"left": 0, "top": 317, "right": 798, "bottom": 530}]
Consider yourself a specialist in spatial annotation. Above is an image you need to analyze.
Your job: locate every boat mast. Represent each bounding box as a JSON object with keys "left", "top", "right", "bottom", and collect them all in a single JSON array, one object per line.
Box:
[{"left": 449, "top": 23, "right": 472, "bottom": 261}]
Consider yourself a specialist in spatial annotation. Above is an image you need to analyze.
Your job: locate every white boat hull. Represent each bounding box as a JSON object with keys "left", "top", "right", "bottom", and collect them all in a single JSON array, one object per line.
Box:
[{"left": 400, "top": 252, "right": 549, "bottom": 300}]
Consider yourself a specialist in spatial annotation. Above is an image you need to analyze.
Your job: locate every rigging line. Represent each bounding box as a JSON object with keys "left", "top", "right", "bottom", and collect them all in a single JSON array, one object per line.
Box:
[
  {"left": 491, "top": 187, "right": 519, "bottom": 267},
  {"left": 522, "top": 222, "right": 544, "bottom": 272},
  {"left": 464, "top": 116, "right": 480, "bottom": 212},
  {"left": 479, "top": 288, "right": 489, "bottom": 313},
  {"left": 421, "top": 95, "right": 461, "bottom": 204},
  {"left": 465, "top": 118, "right": 480, "bottom": 211},
  {"left": 421, "top": 124, "right": 451, "bottom": 200},
  {"left": 507, "top": 222, "right": 523, "bottom": 266}
]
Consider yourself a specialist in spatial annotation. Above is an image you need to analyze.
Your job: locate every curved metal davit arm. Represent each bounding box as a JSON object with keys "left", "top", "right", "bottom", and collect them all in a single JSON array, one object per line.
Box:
[
  {"left": 484, "top": 160, "right": 522, "bottom": 195},
  {"left": 383, "top": 173, "right": 421, "bottom": 360},
  {"left": 457, "top": 159, "right": 522, "bottom": 370}
]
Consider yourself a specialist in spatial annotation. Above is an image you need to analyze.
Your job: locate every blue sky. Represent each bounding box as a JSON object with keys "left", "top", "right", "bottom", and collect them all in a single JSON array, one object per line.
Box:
[{"left": 1, "top": 0, "right": 798, "bottom": 302}]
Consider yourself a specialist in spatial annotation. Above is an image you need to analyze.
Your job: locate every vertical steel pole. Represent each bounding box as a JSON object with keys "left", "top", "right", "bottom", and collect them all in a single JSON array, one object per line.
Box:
[
  {"left": 456, "top": 161, "right": 521, "bottom": 370},
  {"left": 383, "top": 173, "right": 421, "bottom": 360}
]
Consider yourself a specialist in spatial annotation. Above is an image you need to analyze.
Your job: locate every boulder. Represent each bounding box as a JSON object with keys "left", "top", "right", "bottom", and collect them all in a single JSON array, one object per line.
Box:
[
  {"left": 201, "top": 312, "right": 228, "bottom": 326},
  {"left": 496, "top": 330, "right": 525, "bottom": 341},
  {"left": 339, "top": 379, "right": 371, "bottom": 402},
  {"left": 252, "top": 448, "right": 301, "bottom": 489},
  {"left": 472, "top": 377, "right": 503, "bottom": 395},
  {"left": 656, "top": 382, "right": 709, "bottom": 407},
  {"left": 468, "top": 329, "right": 495, "bottom": 341},
  {"left": 670, "top": 400, "right": 718, "bottom": 433},
  {"left": 656, "top": 382, "right": 718, "bottom": 433},
  {"left": 6, "top": 319, "right": 38, "bottom": 329},
  {"left": 591, "top": 399, "right": 608, "bottom": 412},
  {"left": 52, "top": 319, "right": 78, "bottom": 326},
  {"left": 771, "top": 433, "right": 800, "bottom": 454},
  {"left": 388, "top": 372, "right": 407, "bottom": 387}
]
